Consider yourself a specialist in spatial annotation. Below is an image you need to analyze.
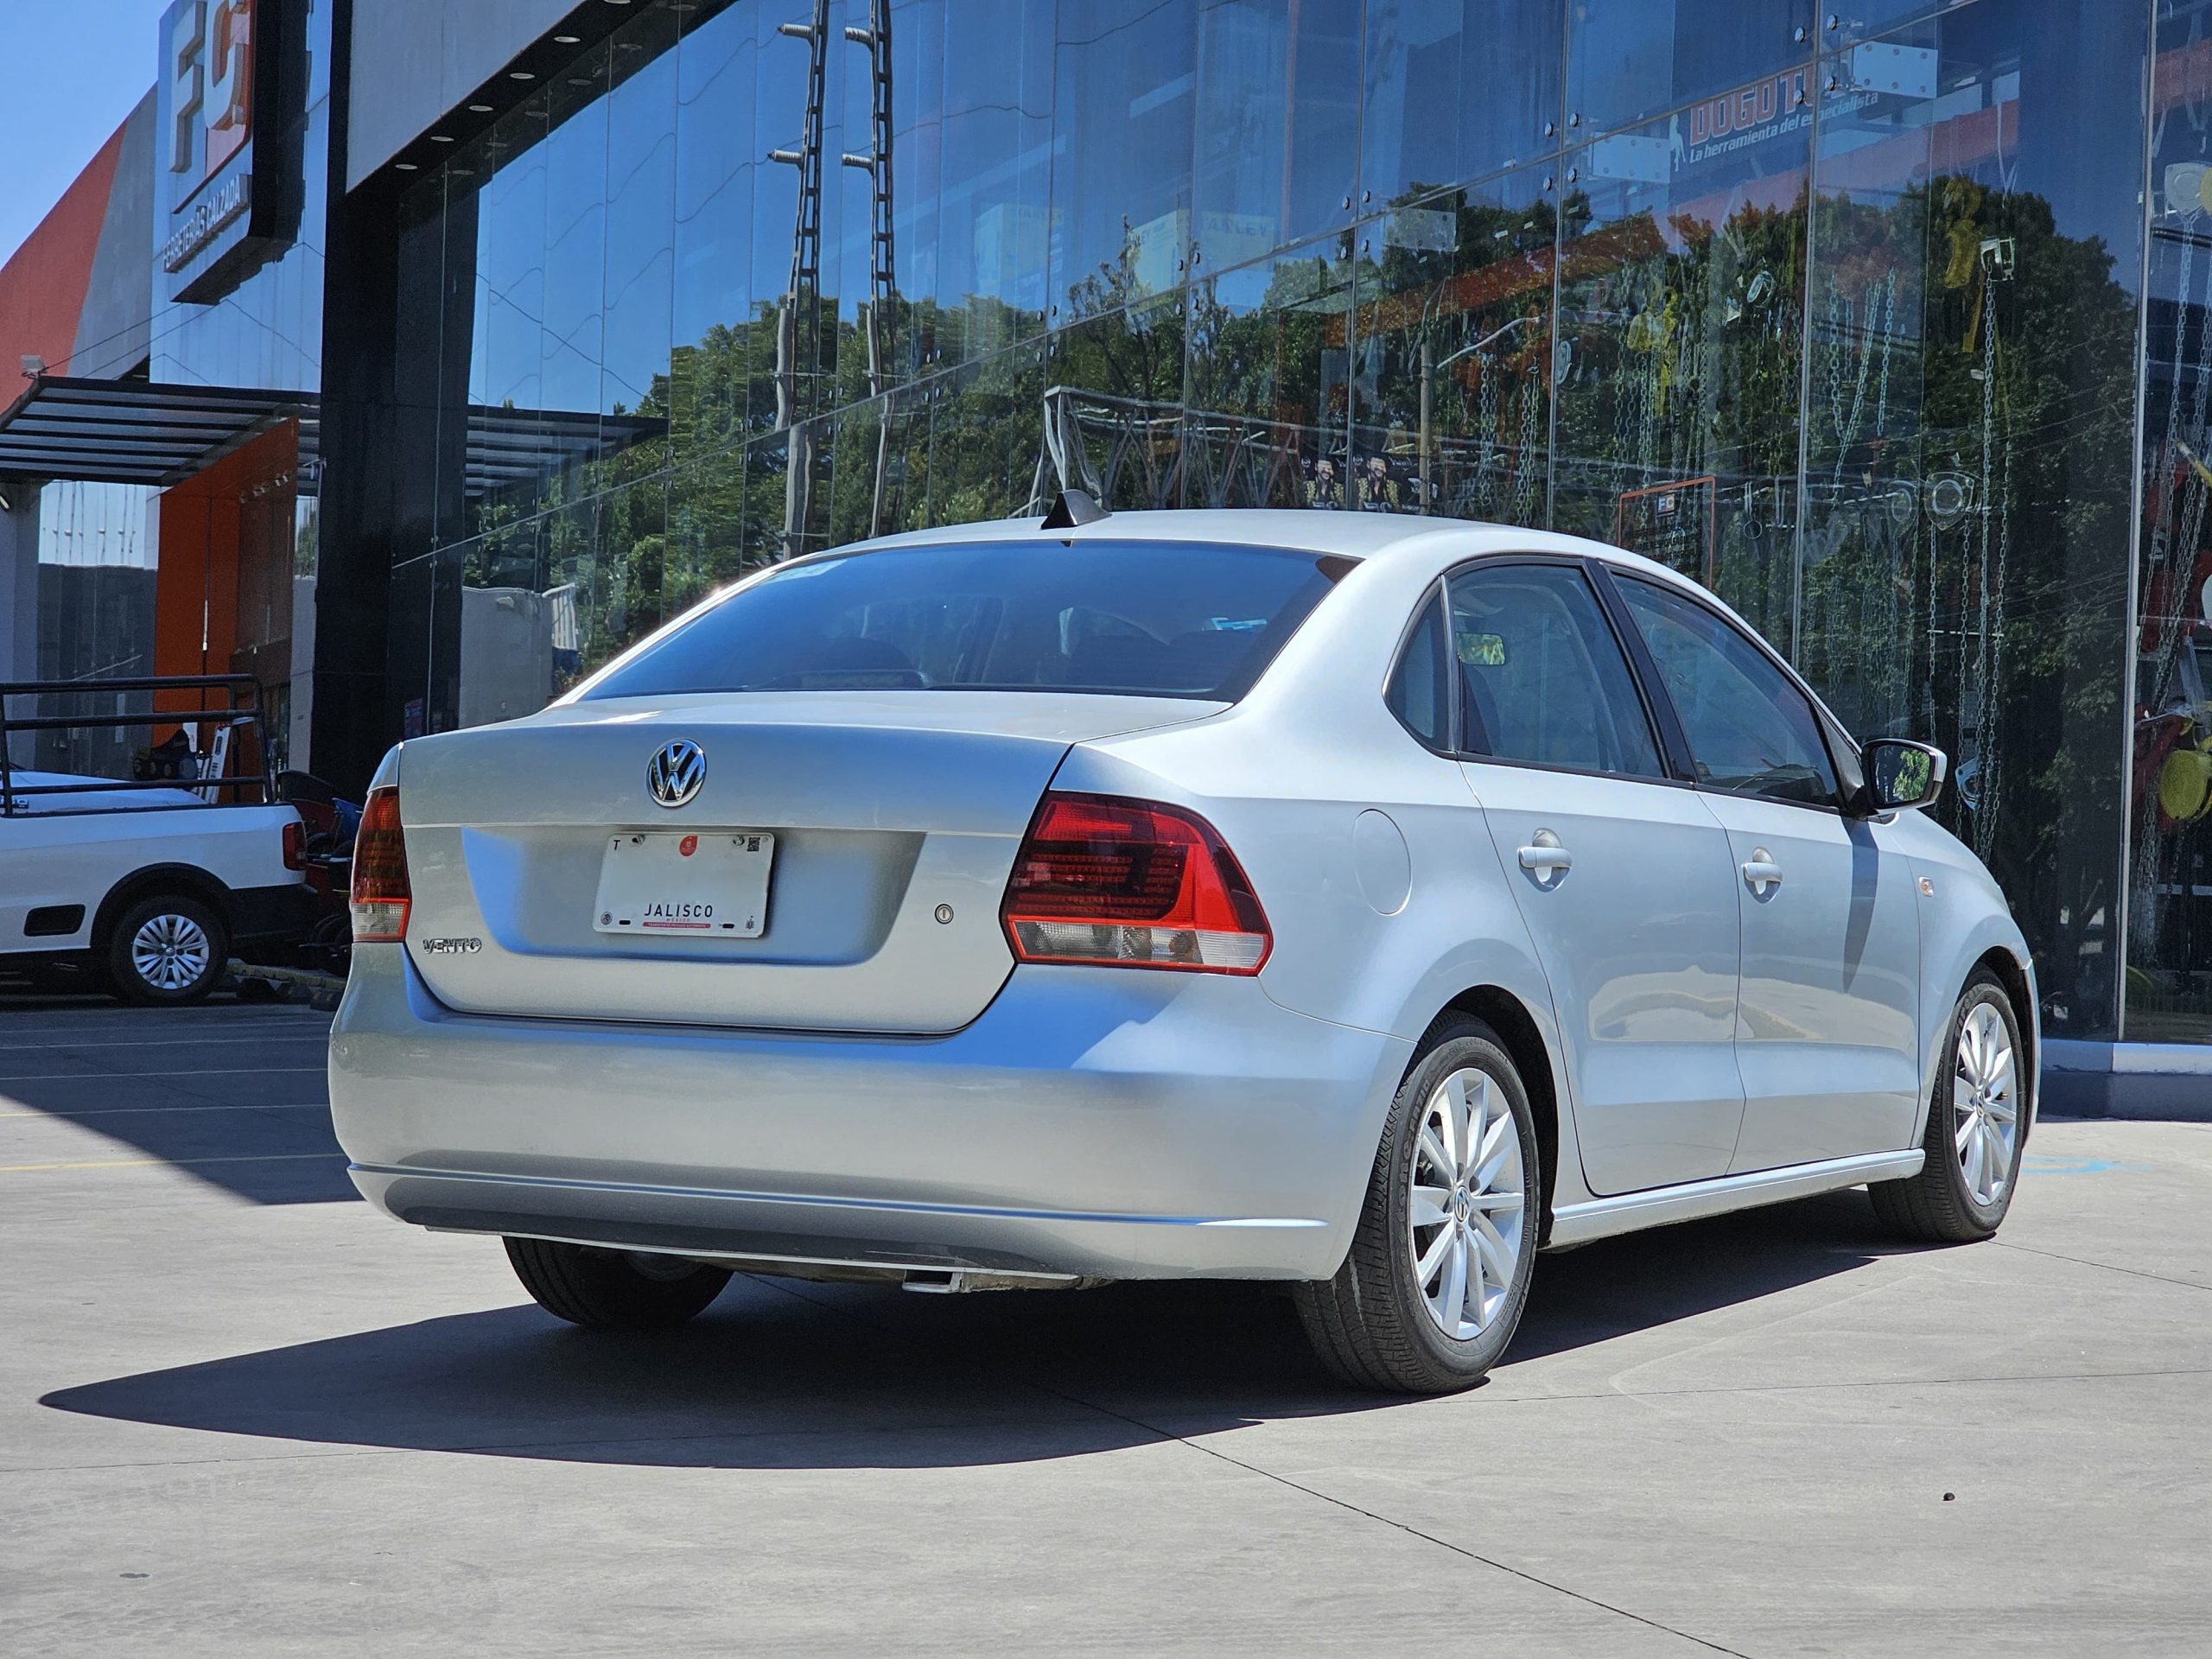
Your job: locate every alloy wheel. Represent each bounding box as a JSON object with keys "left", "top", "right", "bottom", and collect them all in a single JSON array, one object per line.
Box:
[
  {"left": 1954, "top": 1001, "right": 2018, "bottom": 1206},
  {"left": 131, "top": 912, "right": 211, "bottom": 993},
  {"left": 1407, "top": 1066, "right": 1527, "bottom": 1340}
]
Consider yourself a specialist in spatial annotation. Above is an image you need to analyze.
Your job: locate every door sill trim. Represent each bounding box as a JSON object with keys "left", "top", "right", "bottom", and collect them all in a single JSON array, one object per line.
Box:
[{"left": 1548, "top": 1148, "right": 1925, "bottom": 1248}]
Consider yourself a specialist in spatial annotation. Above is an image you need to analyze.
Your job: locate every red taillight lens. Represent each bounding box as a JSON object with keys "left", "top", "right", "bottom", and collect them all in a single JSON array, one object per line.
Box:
[
  {"left": 282, "top": 818, "right": 307, "bottom": 872},
  {"left": 1001, "top": 792, "right": 1271, "bottom": 974},
  {"left": 350, "top": 785, "right": 410, "bottom": 943}
]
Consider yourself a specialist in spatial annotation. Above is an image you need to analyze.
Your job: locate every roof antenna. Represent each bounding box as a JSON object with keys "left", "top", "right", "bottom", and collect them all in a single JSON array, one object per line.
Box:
[{"left": 1041, "top": 487, "right": 1109, "bottom": 530}]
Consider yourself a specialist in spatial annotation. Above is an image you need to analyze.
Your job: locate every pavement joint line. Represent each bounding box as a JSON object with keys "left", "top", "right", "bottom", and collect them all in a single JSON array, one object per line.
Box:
[
  {"left": 0, "top": 1066, "right": 329, "bottom": 1082},
  {"left": 1990, "top": 1238, "right": 2212, "bottom": 1296},
  {"left": 0, "top": 1102, "right": 330, "bottom": 1119},
  {"left": 752, "top": 1275, "right": 1751, "bottom": 1658},
  {"left": 0, "top": 1151, "right": 344, "bottom": 1173}
]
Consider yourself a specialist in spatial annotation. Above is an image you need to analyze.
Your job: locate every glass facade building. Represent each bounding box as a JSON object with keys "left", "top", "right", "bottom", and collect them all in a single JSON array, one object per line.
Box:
[
  {"left": 14, "top": 0, "right": 2212, "bottom": 1084},
  {"left": 370, "top": 0, "right": 2165, "bottom": 1052}
]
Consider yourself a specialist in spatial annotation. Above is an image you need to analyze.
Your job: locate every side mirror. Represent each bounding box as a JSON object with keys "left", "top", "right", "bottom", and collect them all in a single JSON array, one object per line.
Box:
[{"left": 1860, "top": 738, "right": 1946, "bottom": 814}]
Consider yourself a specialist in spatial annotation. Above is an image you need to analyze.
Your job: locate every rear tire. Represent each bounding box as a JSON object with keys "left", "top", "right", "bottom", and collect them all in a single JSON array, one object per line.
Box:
[
  {"left": 1295, "top": 1015, "right": 1541, "bottom": 1394},
  {"left": 504, "top": 1237, "right": 732, "bottom": 1330},
  {"left": 1869, "top": 970, "right": 2025, "bottom": 1243},
  {"left": 106, "top": 894, "right": 226, "bottom": 1006}
]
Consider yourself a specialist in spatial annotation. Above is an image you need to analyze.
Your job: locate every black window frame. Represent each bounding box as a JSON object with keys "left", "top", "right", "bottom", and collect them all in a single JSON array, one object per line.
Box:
[{"left": 1592, "top": 562, "right": 1857, "bottom": 816}]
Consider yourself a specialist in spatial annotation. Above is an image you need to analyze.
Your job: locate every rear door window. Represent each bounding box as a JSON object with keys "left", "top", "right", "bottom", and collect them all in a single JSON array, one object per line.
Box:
[
  {"left": 1445, "top": 563, "right": 1664, "bottom": 778},
  {"left": 582, "top": 540, "right": 1350, "bottom": 702}
]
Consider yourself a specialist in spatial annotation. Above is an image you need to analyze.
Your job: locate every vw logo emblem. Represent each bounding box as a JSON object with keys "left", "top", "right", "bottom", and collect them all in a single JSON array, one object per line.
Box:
[{"left": 645, "top": 740, "right": 706, "bottom": 809}]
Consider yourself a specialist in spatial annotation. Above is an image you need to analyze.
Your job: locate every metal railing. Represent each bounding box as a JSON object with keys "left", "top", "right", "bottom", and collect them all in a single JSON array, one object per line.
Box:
[{"left": 0, "top": 675, "right": 276, "bottom": 817}]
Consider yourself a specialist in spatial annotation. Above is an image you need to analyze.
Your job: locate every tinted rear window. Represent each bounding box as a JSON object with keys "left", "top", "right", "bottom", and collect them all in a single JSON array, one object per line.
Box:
[{"left": 582, "top": 539, "right": 1349, "bottom": 702}]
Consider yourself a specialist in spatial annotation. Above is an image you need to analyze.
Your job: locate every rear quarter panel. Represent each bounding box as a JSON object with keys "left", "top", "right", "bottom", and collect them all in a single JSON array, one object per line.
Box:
[{"left": 1056, "top": 537, "right": 1596, "bottom": 1212}]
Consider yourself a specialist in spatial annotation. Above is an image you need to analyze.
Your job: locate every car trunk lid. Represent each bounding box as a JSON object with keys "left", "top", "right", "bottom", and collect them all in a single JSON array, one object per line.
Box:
[{"left": 394, "top": 691, "right": 1218, "bottom": 1033}]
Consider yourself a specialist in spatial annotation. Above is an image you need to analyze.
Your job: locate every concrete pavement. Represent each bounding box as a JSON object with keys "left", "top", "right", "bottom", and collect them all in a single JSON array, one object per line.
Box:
[{"left": 3, "top": 993, "right": 2208, "bottom": 1655}]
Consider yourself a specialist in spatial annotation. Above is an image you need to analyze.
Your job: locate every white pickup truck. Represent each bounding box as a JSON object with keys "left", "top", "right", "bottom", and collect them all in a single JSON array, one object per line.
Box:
[{"left": 2, "top": 678, "right": 316, "bottom": 1005}]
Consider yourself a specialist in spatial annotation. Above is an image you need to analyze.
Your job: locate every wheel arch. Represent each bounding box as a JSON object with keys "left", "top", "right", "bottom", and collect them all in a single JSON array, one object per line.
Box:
[
  {"left": 1437, "top": 983, "right": 1561, "bottom": 1246},
  {"left": 1971, "top": 944, "right": 2037, "bottom": 1130},
  {"left": 92, "top": 863, "right": 234, "bottom": 950}
]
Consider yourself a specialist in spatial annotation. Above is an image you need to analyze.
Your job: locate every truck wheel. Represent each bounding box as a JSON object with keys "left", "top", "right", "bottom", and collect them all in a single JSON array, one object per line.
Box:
[{"left": 107, "top": 894, "right": 227, "bottom": 1005}]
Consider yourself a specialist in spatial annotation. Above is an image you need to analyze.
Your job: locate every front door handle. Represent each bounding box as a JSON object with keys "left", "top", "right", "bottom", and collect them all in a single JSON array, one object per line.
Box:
[
  {"left": 1741, "top": 849, "right": 1783, "bottom": 899},
  {"left": 1517, "top": 842, "right": 1573, "bottom": 880}
]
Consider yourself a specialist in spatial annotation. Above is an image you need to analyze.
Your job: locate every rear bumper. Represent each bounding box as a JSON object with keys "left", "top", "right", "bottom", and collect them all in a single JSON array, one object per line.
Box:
[{"left": 329, "top": 947, "right": 1408, "bottom": 1281}]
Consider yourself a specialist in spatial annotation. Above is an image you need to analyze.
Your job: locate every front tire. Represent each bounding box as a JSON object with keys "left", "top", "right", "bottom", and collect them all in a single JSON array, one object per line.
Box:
[
  {"left": 107, "top": 894, "right": 226, "bottom": 1005},
  {"left": 1870, "top": 970, "right": 2025, "bottom": 1243},
  {"left": 1295, "top": 1015, "right": 1541, "bottom": 1394},
  {"left": 505, "top": 1237, "right": 732, "bottom": 1330}
]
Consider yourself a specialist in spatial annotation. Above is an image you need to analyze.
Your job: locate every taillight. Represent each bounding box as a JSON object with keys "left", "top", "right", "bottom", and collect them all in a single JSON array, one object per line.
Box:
[
  {"left": 351, "top": 785, "right": 410, "bottom": 943},
  {"left": 1001, "top": 792, "right": 1271, "bottom": 974},
  {"left": 281, "top": 818, "right": 307, "bottom": 872}
]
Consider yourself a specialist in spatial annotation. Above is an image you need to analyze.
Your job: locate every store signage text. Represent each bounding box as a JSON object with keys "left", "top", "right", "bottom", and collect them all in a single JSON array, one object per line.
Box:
[
  {"left": 161, "top": 171, "right": 251, "bottom": 273},
  {"left": 1685, "top": 69, "right": 1811, "bottom": 164}
]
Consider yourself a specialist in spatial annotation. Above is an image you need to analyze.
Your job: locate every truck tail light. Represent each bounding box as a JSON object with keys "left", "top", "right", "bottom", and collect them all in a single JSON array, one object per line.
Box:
[
  {"left": 351, "top": 785, "right": 411, "bottom": 943},
  {"left": 1001, "top": 792, "right": 1271, "bottom": 975},
  {"left": 282, "top": 818, "right": 307, "bottom": 872}
]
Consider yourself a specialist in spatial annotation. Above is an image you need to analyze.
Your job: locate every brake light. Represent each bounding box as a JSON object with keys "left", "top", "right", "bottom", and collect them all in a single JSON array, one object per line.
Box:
[
  {"left": 351, "top": 785, "right": 410, "bottom": 943},
  {"left": 282, "top": 818, "right": 307, "bottom": 872},
  {"left": 1001, "top": 792, "right": 1271, "bottom": 974}
]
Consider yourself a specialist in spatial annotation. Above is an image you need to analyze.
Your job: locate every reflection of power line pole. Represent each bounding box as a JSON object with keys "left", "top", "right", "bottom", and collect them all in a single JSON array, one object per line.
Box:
[
  {"left": 769, "top": 1, "right": 830, "bottom": 558},
  {"left": 842, "top": 0, "right": 894, "bottom": 535}
]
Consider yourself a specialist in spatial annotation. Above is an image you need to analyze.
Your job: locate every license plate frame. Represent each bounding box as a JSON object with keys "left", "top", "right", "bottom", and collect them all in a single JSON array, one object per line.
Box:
[{"left": 593, "top": 831, "right": 775, "bottom": 938}]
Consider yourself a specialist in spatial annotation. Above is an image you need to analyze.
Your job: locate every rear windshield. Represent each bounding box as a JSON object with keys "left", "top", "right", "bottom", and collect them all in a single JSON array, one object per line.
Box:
[{"left": 582, "top": 539, "right": 1350, "bottom": 702}]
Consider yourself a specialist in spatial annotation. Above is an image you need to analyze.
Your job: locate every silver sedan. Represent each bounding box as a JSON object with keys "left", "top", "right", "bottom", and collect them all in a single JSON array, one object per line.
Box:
[{"left": 330, "top": 507, "right": 2036, "bottom": 1393}]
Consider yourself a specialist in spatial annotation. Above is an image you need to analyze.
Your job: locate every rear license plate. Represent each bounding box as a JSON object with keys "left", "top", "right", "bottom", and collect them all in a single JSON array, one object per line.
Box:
[{"left": 594, "top": 832, "right": 774, "bottom": 938}]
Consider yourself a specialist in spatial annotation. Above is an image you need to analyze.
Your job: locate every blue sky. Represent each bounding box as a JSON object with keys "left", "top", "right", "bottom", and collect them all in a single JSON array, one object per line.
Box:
[{"left": 0, "top": 2, "right": 169, "bottom": 270}]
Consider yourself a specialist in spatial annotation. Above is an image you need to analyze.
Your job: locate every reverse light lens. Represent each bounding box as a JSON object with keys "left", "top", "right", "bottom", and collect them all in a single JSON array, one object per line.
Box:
[
  {"left": 350, "top": 785, "right": 411, "bottom": 943},
  {"left": 1001, "top": 793, "right": 1271, "bottom": 974}
]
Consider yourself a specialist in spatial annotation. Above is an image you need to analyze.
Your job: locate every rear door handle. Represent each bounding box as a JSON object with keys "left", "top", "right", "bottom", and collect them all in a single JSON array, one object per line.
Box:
[
  {"left": 1741, "top": 851, "right": 1783, "bottom": 899},
  {"left": 1517, "top": 843, "right": 1573, "bottom": 880}
]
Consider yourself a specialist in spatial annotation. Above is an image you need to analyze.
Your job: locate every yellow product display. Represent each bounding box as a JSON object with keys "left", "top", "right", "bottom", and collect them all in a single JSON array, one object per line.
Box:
[{"left": 2158, "top": 742, "right": 2212, "bottom": 824}]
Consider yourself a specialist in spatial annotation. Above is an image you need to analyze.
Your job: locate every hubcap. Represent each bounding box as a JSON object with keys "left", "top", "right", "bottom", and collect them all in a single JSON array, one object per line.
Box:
[
  {"left": 1407, "top": 1067, "right": 1527, "bottom": 1341},
  {"left": 131, "top": 912, "right": 210, "bottom": 993},
  {"left": 1954, "top": 1001, "right": 2018, "bottom": 1207}
]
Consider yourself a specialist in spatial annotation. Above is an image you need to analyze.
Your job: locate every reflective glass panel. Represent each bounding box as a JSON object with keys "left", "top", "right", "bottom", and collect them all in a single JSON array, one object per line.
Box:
[
  {"left": 1567, "top": 0, "right": 1813, "bottom": 138},
  {"left": 2130, "top": 0, "right": 2212, "bottom": 1039},
  {"left": 1185, "top": 234, "right": 1355, "bottom": 510},
  {"left": 1194, "top": 0, "right": 1362, "bottom": 249},
  {"left": 1800, "top": 0, "right": 2145, "bottom": 1041},
  {"left": 1351, "top": 170, "right": 1557, "bottom": 526},
  {"left": 1048, "top": 292, "right": 1190, "bottom": 510},
  {"left": 672, "top": 0, "right": 763, "bottom": 457},
  {"left": 1553, "top": 105, "right": 1811, "bottom": 646},
  {"left": 1361, "top": 2, "right": 1565, "bottom": 208},
  {"left": 1050, "top": 0, "right": 1198, "bottom": 320}
]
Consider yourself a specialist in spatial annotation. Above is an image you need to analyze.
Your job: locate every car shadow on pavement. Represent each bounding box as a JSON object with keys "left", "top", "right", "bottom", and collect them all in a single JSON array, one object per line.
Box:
[{"left": 42, "top": 1192, "right": 1889, "bottom": 1467}]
